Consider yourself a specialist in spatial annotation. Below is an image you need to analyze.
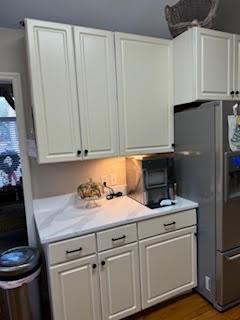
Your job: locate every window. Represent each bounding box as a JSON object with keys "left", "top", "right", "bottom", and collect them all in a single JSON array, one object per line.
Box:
[{"left": 0, "top": 97, "right": 21, "bottom": 187}]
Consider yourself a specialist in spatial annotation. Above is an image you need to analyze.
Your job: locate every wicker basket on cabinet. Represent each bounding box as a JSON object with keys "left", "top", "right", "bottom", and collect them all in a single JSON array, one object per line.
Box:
[{"left": 165, "top": 0, "right": 219, "bottom": 38}]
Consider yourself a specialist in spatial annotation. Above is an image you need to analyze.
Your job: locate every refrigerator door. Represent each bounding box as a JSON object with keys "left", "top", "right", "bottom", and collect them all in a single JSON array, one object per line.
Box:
[
  {"left": 175, "top": 102, "right": 217, "bottom": 303},
  {"left": 217, "top": 101, "right": 240, "bottom": 252},
  {"left": 216, "top": 247, "right": 240, "bottom": 307}
]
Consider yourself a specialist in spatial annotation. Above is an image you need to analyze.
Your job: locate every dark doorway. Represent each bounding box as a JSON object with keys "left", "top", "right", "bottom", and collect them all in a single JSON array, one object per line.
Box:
[{"left": 0, "top": 83, "right": 28, "bottom": 253}]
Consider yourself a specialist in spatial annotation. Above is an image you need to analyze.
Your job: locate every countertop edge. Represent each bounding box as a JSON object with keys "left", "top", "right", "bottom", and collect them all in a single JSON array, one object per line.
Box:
[{"left": 38, "top": 201, "right": 198, "bottom": 245}]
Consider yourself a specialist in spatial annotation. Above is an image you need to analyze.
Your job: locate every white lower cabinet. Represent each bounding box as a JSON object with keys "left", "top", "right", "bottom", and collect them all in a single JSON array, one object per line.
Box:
[
  {"left": 139, "top": 227, "right": 197, "bottom": 309},
  {"left": 50, "top": 254, "right": 101, "bottom": 320},
  {"left": 98, "top": 243, "right": 141, "bottom": 320},
  {"left": 47, "top": 212, "right": 197, "bottom": 320}
]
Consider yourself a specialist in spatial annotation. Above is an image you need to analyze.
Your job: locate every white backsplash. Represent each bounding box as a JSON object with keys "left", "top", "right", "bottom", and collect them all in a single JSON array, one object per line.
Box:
[{"left": 30, "top": 157, "right": 126, "bottom": 199}]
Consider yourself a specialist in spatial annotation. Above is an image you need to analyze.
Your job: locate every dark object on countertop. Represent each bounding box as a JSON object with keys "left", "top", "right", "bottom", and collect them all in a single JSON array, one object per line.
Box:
[
  {"left": 165, "top": 0, "right": 219, "bottom": 38},
  {"left": 103, "top": 182, "right": 123, "bottom": 200},
  {"left": 148, "top": 199, "right": 176, "bottom": 209},
  {"left": 126, "top": 155, "right": 176, "bottom": 208},
  {"left": 106, "top": 192, "right": 123, "bottom": 200}
]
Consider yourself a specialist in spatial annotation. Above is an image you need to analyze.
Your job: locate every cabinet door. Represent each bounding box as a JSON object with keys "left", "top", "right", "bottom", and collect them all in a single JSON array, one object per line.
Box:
[
  {"left": 139, "top": 227, "right": 197, "bottom": 309},
  {"left": 197, "top": 28, "right": 234, "bottom": 100},
  {"left": 50, "top": 255, "right": 101, "bottom": 320},
  {"left": 74, "top": 27, "right": 119, "bottom": 159},
  {"left": 99, "top": 243, "right": 141, "bottom": 320},
  {"left": 25, "top": 19, "right": 81, "bottom": 163},
  {"left": 234, "top": 35, "right": 240, "bottom": 99},
  {"left": 115, "top": 33, "right": 173, "bottom": 156}
]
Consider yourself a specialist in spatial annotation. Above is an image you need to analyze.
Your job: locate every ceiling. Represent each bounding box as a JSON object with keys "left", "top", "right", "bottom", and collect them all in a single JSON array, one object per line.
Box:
[{"left": 0, "top": 0, "right": 239, "bottom": 38}]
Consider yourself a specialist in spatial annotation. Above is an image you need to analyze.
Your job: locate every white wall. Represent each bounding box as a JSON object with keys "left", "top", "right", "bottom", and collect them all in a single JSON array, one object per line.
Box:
[
  {"left": 1, "top": 0, "right": 179, "bottom": 39},
  {"left": 30, "top": 157, "right": 126, "bottom": 199},
  {"left": 0, "top": 28, "right": 32, "bottom": 132},
  {"left": 1, "top": 0, "right": 239, "bottom": 39},
  {"left": 216, "top": 0, "right": 240, "bottom": 34}
]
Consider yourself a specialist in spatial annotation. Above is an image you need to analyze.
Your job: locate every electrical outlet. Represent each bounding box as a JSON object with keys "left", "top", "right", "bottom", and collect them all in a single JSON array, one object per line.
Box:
[{"left": 205, "top": 276, "right": 211, "bottom": 292}]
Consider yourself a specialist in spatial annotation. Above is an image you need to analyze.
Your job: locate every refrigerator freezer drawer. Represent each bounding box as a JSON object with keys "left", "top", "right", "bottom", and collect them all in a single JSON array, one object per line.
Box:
[{"left": 216, "top": 249, "right": 240, "bottom": 307}]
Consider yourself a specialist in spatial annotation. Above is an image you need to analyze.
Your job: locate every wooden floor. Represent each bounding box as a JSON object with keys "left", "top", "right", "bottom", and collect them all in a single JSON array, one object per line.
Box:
[
  {"left": 2, "top": 292, "right": 240, "bottom": 320},
  {"left": 131, "top": 293, "right": 240, "bottom": 320}
]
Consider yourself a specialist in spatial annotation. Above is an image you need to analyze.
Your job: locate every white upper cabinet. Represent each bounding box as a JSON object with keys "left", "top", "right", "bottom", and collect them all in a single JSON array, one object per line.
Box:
[
  {"left": 115, "top": 33, "right": 174, "bottom": 156},
  {"left": 26, "top": 19, "right": 119, "bottom": 163},
  {"left": 26, "top": 19, "right": 174, "bottom": 162},
  {"left": 234, "top": 35, "right": 240, "bottom": 99},
  {"left": 197, "top": 28, "right": 234, "bottom": 100},
  {"left": 174, "top": 27, "right": 235, "bottom": 105},
  {"left": 73, "top": 27, "right": 119, "bottom": 159},
  {"left": 25, "top": 19, "right": 82, "bottom": 163}
]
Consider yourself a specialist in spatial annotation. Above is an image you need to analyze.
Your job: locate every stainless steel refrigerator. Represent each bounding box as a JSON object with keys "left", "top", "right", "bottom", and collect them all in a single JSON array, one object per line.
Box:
[{"left": 175, "top": 101, "right": 240, "bottom": 311}]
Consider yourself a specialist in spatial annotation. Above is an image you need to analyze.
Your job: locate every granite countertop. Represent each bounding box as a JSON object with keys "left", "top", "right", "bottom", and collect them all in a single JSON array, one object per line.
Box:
[{"left": 33, "top": 194, "right": 198, "bottom": 245}]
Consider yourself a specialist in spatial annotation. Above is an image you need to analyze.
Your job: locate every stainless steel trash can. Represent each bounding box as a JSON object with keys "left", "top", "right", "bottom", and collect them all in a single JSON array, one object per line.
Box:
[{"left": 0, "top": 247, "right": 41, "bottom": 320}]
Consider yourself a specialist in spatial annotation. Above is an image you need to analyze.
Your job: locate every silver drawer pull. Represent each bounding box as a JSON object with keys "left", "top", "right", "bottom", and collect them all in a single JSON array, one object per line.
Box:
[
  {"left": 163, "top": 222, "right": 176, "bottom": 227},
  {"left": 112, "top": 235, "right": 126, "bottom": 242},
  {"left": 226, "top": 253, "right": 240, "bottom": 261},
  {"left": 66, "top": 247, "right": 82, "bottom": 254}
]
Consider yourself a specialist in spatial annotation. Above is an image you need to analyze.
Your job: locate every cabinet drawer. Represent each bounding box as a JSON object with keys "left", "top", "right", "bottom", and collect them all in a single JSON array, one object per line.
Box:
[
  {"left": 97, "top": 224, "right": 137, "bottom": 251},
  {"left": 138, "top": 209, "right": 196, "bottom": 240},
  {"left": 48, "top": 234, "right": 96, "bottom": 265}
]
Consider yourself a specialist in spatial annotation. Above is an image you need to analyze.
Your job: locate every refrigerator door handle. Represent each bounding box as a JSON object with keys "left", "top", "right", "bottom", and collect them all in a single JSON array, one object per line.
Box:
[
  {"left": 224, "top": 152, "right": 229, "bottom": 202},
  {"left": 225, "top": 253, "right": 240, "bottom": 261}
]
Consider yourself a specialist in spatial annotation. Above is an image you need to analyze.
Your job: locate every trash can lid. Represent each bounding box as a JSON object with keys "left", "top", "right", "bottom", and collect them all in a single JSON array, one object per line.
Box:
[{"left": 0, "top": 247, "right": 41, "bottom": 281}]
